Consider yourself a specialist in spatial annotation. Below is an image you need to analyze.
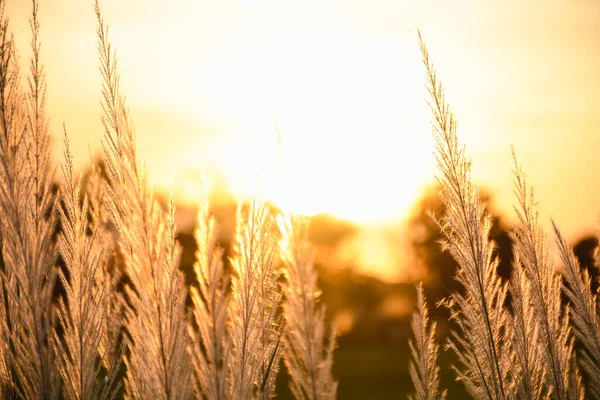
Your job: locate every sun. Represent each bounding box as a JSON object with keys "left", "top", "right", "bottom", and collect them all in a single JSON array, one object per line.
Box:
[{"left": 149, "top": 13, "right": 434, "bottom": 223}]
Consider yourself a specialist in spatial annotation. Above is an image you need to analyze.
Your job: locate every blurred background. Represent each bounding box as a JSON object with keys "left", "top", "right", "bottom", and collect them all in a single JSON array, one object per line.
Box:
[
  {"left": 5, "top": 0, "right": 600, "bottom": 397},
  {"left": 162, "top": 183, "right": 599, "bottom": 398}
]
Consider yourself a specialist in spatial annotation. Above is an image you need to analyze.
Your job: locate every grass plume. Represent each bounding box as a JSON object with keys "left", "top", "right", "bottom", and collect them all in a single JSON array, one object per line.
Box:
[
  {"left": 278, "top": 213, "right": 337, "bottom": 400},
  {"left": 553, "top": 221, "right": 600, "bottom": 399},
  {"left": 229, "top": 196, "right": 284, "bottom": 399},
  {"left": 85, "top": 158, "right": 124, "bottom": 371},
  {"left": 418, "top": 31, "right": 511, "bottom": 400},
  {"left": 408, "top": 283, "right": 445, "bottom": 400},
  {"left": 95, "top": 1, "right": 193, "bottom": 398},
  {"left": 0, "top": 0, "right": 59, "bottom": 397},
  {"left": 508, "top": 259, "right": 546, "bottom": 399},
  {"left": 54, "top": 131, "right": 122, "bottom": 400},
  {"left": 189, "top": 178, "right": 231, "bottom": 400},
  {"left": 511, "top": 153, "right": 572, "bottom": 399}
]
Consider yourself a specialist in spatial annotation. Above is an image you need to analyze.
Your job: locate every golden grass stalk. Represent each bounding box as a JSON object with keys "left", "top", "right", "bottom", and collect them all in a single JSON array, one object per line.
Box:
[
  {"left": 0, "top": 1, "right": 21, "bottom": 392},
  {"left": 408, "top": 283, "right": 445, "bottom": 400},
  {"left": 229, "top": 196, "right": 284, "bottom": 399},
  {"left": 85, "top": 159, "right": 124, "bottom": 371},
  {"left": 278, "top": 213, "right": 337, "bottom": 400},
  {"left": 95, "top": 1, "right": 193, "bottom": 398},
  {"left": 0, "top": 1, "right": 59, "bottom": 397},
  {"left": 54, "top": 131, "right": 122, "bottom": 400},
  {"left": 189, "top": 178, "right": 231, "bottom": 400},
  {"left": 508, "top": 259, "right": 546, "bottom": 399},
  {"left": 553, "top": 221, "right": 600, "bottom": 399},
  {"left": 418, "top": 31, "right": 512, "bottom": 399},
  {"left": 511, "top": 153, "right": 572, "bottom": 399}
]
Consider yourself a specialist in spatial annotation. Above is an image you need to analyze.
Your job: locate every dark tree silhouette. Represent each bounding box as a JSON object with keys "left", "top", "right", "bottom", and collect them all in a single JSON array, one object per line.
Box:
[
  {"left": 572, "top": 235, "right": 599, "bottom": 295},
  {"left": 407, "top": 185, "right": 513, "bottom": 321}
]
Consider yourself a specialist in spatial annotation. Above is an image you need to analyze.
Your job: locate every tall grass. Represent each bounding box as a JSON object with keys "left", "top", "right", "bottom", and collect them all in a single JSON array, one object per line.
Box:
[
  {"left": 511, "top": 153, "right": 573, "bottom": 399},
  {"left": 278, "top": 213, "right": 337, "bottom": 400},
  {"left": 408, "top": 283, "right": 444, "bottom": 400},
  {"left": 410, "top": 31, "right": 598, "bottom": 400},
  {"left": 418, "top": 31, "right": 512, "bottom": 400},
  {"left": 95, "top": 1, "right": 194, "bottom": 398},
  {"left": 189, "top": 178, "right": 230, "bottom": 400},
  {"left": 0, "top": 1, "right": 60, "bottom": 397},
  {"left": 0, "top": 0, "right": 25, "bottom": 393},
  {"left": 229, "top": 196, "right": 284, "bottom": 399},
  {"left": 0, "top": 0, "right": 597, "bottom": 398},
  {"left": 54, "top": 131, "right": 121, "bottom": 400},
  {"left": 553, "top": 222, "right": 600, "bottom": 398},
  {"left": 508, "top": 259, "right": 546, "bottom": 399},
  {"left": 85, "top": 157, "right": 124, "bottom": 371}
]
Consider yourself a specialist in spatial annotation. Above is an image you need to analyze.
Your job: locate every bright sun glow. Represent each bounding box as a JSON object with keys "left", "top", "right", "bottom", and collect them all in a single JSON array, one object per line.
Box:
[
  {"left": 157, "top": 28, "right": 434, "bottom": 223},
  {"left": 7, "top": 0, "right": 437, "bottom": 225},
  {"left": 2, "top": 0, "right": 596, "bottom": 283}
]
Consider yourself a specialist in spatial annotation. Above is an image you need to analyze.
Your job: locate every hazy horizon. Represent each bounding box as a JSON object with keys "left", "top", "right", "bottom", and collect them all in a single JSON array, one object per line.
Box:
[{"left": 4, "top": 0, "right": 599, "bottom": 280}]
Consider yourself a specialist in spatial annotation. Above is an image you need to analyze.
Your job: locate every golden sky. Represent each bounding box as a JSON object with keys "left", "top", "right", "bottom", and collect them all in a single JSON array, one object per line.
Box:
[{"left": 5, "top": 0, "right": 600, "bottom": 267}]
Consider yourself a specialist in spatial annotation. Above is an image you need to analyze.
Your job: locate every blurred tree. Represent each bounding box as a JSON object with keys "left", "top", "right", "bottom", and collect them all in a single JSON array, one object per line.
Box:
[
  {"left": 407, "top": 185, "right": 513, "bottom": 322},
  {"left": 572, "top": 235, "right": 599, "bottom": 294},
  {"left": 406, "top": 185, "right": 513, "bottom": 398},
  {"left": 308, "top": 213, "right": 357, "bottom": 248}
]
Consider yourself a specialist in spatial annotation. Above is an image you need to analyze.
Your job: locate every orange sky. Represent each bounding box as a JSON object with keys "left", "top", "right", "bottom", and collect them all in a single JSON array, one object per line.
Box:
[{"left": 5, "top": 0, "right": 600, "bottom": 279}]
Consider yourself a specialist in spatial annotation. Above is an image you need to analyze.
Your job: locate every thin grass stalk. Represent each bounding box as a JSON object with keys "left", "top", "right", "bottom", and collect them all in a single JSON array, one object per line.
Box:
[
  {"left": 418, "top": 31, "right": 512, "bottom": 400},
  {"left": 511, "top": 153, "right": 572, "bottom": 399},
  {"left": 95, "top": 1, "right": 193, "bottom": 398},
  {"left": 86, "top": 159, "right": 124, "bottom": 372},
  {"left": 553, "top": 222, "right": 600, "bottom": 399},
  {"left": 408, "top": 283, "right": 445, "bottom": 400},
  {"left": 0, "top": 1, "right": 59, "bottom": 397},
  {"left": 278, "top": 213, "right": 337, "bottom": 400},
  {"left": 189, "top": 178, "right": 231, "bottom": 400},
  {"left": 229, "top": 196, "right": 284, "bottom": 399},
  {"left": 509, "top": 256, "right": 546, "bottom": 400},
  {"left": 54, "top": 130, "right": 122, "bottom": 400},
  {"left": 0, "top": 0, "right": 20, "bottom": 394}
]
